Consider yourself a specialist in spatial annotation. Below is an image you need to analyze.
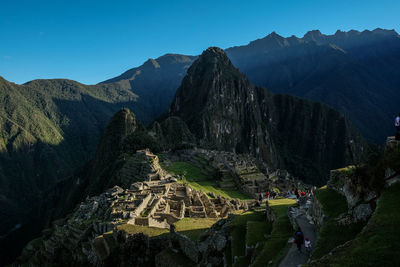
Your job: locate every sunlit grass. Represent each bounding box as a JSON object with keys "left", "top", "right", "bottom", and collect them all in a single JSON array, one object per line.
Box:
[
  {"left": 163, "top": 161, "right": 251, "bottom": 200},
  {"left": 174, "top": 218, "right": 219, "bottom": 241}
]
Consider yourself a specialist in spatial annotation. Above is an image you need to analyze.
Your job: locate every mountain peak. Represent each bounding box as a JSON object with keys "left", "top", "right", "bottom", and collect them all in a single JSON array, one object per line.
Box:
[
  {"left": 372, "top": 28, "right": 399, "bottom": 36},
  {"left": 194, "top": 46, "right": 234, "bottom": 70},
  {"left": 202, "top": 47, "right": 228, "bottom": 59},
  {"left": 268, "top": 31, "right": 282, "bottom": 38},
  {"left": 334, "top": 29, "right": 346, "bottom": 36},
  {"left": 143, "top": 58, "right": 160, "bottom": 69},
  {"left": 303, "top": 30, "right": 323, "bottom": 39}
]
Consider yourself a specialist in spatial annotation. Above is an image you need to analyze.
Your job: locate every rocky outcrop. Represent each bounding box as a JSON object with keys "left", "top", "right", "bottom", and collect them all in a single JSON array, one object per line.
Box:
[{"left": 328, "top": 167, "right": 377, "bottom": 222}]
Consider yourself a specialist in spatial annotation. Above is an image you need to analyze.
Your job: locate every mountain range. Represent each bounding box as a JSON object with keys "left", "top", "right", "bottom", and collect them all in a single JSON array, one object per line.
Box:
[
  {"left": 10, "top": 46, "right": 367, "bottom": 266},
  {"left": 226, "top": 28, "right": 400, "bottom": 143},
  {"left": 0, "top": 28, "right": 397, "bottom": 264}
]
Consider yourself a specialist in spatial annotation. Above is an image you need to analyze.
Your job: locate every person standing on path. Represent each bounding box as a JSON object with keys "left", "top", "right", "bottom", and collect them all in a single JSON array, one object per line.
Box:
[
  {"left": 305, "top": 236, "right": 311, "bottom": 254},
  {"left": 294, "top": 227, "right": 305, "bottom": 253},
  {"left": 395, "top": 113, "right": 400, "bottom": 140}
]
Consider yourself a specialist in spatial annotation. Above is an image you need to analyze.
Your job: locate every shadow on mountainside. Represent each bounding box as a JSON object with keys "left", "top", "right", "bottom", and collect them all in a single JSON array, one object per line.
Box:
[{"left": 0, "top": 95, "right": 143, "bottom": 265}]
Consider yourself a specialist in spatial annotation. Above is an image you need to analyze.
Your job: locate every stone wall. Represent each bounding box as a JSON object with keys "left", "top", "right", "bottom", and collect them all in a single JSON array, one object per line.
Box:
[
  {"left": 148, "top": 217, "right": 169, "bottom": 229},
  {"left": 310, "top": 197, "right": 325, "bottom": 231},
  {"left": 132, "top": 194, "right": 152, "bottom": 218}
]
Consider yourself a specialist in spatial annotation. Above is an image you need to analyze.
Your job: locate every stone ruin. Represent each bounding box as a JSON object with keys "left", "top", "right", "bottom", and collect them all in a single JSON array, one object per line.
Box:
[
  {"left": 170, "top": 148, "right": 307, "bottom": 198},
  {"left": 25, "top": 149, "right": 249, "bottom": 265}
]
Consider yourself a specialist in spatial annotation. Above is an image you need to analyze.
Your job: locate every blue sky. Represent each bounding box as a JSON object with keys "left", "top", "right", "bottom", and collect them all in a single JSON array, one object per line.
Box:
[{"left": 1, "top": 0, "right": 399, "bottom": 84}]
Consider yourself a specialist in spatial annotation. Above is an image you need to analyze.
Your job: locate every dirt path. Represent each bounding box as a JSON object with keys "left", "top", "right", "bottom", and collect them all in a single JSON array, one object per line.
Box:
[{"left": 278, "top": 215, "right": 317, "bottom": 267}]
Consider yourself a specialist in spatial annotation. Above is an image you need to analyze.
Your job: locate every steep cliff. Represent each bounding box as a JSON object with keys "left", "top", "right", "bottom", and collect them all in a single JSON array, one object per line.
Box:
[{"left": 169, "top": 47, "right": 279, "bottom": 167}]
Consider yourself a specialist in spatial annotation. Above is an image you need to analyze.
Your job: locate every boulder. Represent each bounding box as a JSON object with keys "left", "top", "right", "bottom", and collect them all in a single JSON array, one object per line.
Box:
[{"left": 352, "top": 203, "right": 373, "bottom": 222}]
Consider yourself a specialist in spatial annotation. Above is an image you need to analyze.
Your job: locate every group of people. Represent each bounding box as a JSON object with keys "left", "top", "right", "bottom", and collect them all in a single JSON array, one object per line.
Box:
[
  {"left": 294, "top": 227, "right": 311, "bottom": 254},
  {"left": 285, "top": 188, "right": 314, "bottom": 199},
  {"left": 258, "top": 190, "right": 278, "bottom": 201}
]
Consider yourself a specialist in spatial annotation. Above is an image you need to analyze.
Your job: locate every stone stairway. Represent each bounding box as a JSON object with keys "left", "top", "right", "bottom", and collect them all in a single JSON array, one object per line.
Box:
[{"left": 219, "top": 172, "right": 236, "bottom": 189}]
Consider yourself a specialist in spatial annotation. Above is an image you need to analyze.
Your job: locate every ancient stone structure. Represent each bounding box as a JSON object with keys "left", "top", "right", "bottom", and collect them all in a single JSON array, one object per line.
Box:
[
  {"left": 172, "top": 148, "right": 307, "bottom": 198},
  {"left": 17, "top": 149, "right": 247, "bottom": 266}
]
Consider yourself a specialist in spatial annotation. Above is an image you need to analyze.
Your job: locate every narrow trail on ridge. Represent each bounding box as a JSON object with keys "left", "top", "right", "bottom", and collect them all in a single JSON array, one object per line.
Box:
[{"left": 278, "top": 213, "right": 317, "bottom": 267}]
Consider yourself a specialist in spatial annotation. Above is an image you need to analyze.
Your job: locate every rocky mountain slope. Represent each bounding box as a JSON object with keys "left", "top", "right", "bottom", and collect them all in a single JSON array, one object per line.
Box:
[
  {"left": 101, "top": 54, "right": 197, "bottom": 124},
  {"left": 168, "top": 47, "right": 365, "bottom": 185},
  {"left": 225, "top": 29, "right": 400, "bottom": 142}
]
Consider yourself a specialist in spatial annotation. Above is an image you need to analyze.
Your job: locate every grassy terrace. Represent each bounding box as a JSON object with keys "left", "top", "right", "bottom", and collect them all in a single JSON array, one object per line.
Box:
[
  {"left": 174, "top": 218, "right": 219, "bottom": 241},
  {"left": 162, "top": 161, "right": 251, "bottom": 200},
  {"left": 310, "top": 186, "right": 365, "bottom": 261},
  {"left": 230, "top": 209, "right": 267, "bottom": 267},
  {"left": 116, "top": 218, "right": 220, "bottom": 242},
  {"left": 251, "top": 198, "right": 296, "bottom": 267},
  {"left": 308, "top": 182, "right": 400, "bottom": 266},
  {"left": 231, "top": 210, "right": 267, "bottom": 260},
  {"left": 117, "top": 224, "right": 169, "bottom": 237}
]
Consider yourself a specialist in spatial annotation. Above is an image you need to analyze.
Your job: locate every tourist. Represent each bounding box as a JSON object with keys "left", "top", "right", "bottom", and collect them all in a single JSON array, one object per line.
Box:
[
  {"left": 259, "top": 193, "right": 263, "bottom": 202},
  {"left": 294, "top": 227, "right": 304, "bottom": 252},
  {"left": 266, "top": 191, "right": 270, "bottom": 200},
  {"left": 295, "top": 189, "right": 299, "bottom": 199},
  {"left": 395, "top": 113, "right": 400, "bottom": 140},
  {"left": 305, "top": 236, "right": 311, "bottom": 254}
]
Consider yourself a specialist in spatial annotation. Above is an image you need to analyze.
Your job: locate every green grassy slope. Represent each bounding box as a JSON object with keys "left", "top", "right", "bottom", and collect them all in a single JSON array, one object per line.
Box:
[
  {"left": 311, "top": 187, "right": 366, "bottom": 260},
  {"left": 162, "top": 161, "right": 251, "bottom": 200},
  {"left": 308, "top": 183, "right": 400, "bottom": 266}
]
